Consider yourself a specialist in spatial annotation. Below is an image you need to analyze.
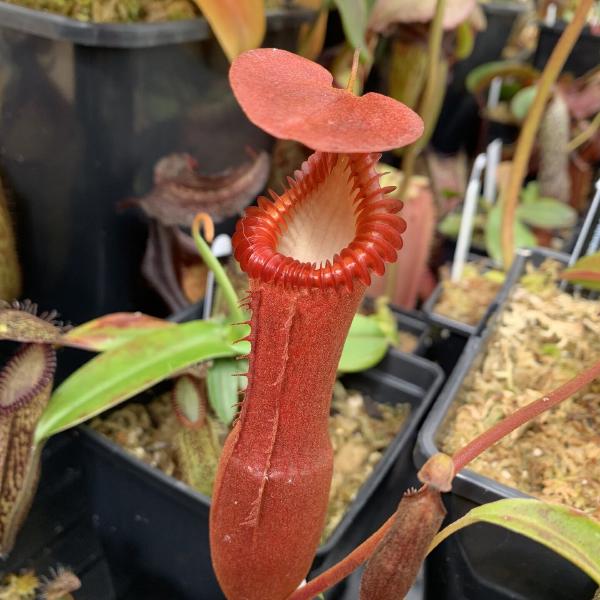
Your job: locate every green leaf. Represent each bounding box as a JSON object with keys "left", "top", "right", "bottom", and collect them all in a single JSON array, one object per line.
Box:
[
  {"left": 517, "top": 198, "right": 577, "bottom": 229},
  {"left": 35, "top": 321, "right": 243, "bottom": 442},
  {"left": 560, "top": 251, "right": 600, "bottom": 291},
  {"left": 429, "top": 499, "right": 600, "bottom": 585},
  {"left": 455, "top": 20, "right": 475, "bottom": 60},
  {"left": 520, "top": 180, "right": 540, "bottom": 204},
  {"left": 338, "top": 313, "right": 388, "bottom": 373},
  {"left": 333, "top": 0, "right": 371, "bottom": 61},
  {"left": 466, "top": 61, "right": 539, "bottom": 95},
  {"left": 438, "top": 212, "right": 462, "bottom": 238},
  {"left": 372, "top": 297, "right": 399, "bottom": 346},
  {"left": 485, "top": 203, "right": 537, "bottom": 265},
  {"left": 510, "top": 85, "right": 537, "bottom": 121},
  {"left": 61, "top": 312, "right": 175, "bottom": 352},
  {"left": 206, "top": 357, "right": 246, "bottom": 426}
]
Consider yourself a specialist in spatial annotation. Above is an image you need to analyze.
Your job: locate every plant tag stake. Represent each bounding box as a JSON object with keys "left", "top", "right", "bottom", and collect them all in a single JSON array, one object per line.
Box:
[
  {"left": 560, "top": 177, "right": 600, "bottom": 290},
  {"left": 487, "top": 77, "right": 502, "bottom": 110},
  {"left": 483, "top": 138, "right": 502, "bottom": 204},
  {"left": 451, "top": 153, "right": 487, "bottom": 282},
  {"left": 588, "top": 222, "right": 600, "bottom": 255},
  {"left": 545, "top": 3, "right": 558, "bottom": 26},
  {"left": 202, "top": 234, "right": 233, "bottom": 321}
]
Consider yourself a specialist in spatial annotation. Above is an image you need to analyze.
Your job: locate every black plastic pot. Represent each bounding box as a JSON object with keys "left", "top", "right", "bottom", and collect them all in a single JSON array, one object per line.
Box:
[
  {"left": 0, "top": 2, "right": 312, "bottom": 324},
  {"left": 415, "top": 248, "right": 597, "bottom": 600},
  {"left": 534, "top": 23, "right": 600, "bottom": 77},
  {"left": 422, "top": 256, "right": 506, "bottom": 337},
  {"left": 432, "top": 2, "right": 526, "bottom": 155},
  {"left": 0, "top": 431, "right": 116, "bottom": 599},
  {"left": 80, "top": 349, "right": 443, "bottom": 599}
]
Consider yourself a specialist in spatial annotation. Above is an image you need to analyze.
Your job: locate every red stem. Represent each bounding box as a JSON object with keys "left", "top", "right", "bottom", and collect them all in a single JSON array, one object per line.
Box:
[
  {"left": 452, "top": 357, "right": 600, "bottom": 472},
  {"left": 290, "top": 357, "right": 600, "bottom": 599},
  {"left": 290, "top": 516, "right": 394, "bottom": 600}
]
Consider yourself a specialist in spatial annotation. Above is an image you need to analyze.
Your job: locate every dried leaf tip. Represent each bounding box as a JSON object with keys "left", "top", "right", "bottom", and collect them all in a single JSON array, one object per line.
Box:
[
  {"left": 346, "top": 49, "right": 360, "bottom": 94},
  {"left": 229, "top": 49, "right": 423, "bottom": 153},
  {"left": 417, "top": 452, "right": 455, "bottom": 492}
]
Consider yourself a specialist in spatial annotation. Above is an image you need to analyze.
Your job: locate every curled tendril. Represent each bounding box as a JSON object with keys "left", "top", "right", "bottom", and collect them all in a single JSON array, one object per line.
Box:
[{"left": 192, "top": 212, "right": 216, "bottom": 244}]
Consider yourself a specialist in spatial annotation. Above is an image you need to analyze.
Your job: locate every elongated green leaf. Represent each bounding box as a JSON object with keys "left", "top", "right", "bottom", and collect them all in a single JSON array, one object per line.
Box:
[
  {"left": 455, "top": 20, "right": 475, "bottom": 60},
  {"left": 35, "top": 321, "right": 243, "bottom": 442},
  {"left": 517, "top": 199, "right": 577, "bottom": 229},
  {"left": 485, "top": 203, "right": 536, "bottom": 265},
  {"left": 560, "top": 252, "right": 600, "bottom": 291},
  {"left": 338, "top": 313, "right": 387, "bottom": 373},
  {"left": 333, "top": 0, "right": 371, "bottom": 61},
  {"left": 206, "top": 357, "right": 246, "bottom": 426},
  {"left": 62, "top": 312, "right": 175, "bottom": 351},
  {"left": 429, "top": 499, "right": 600, "bottom": 584}
]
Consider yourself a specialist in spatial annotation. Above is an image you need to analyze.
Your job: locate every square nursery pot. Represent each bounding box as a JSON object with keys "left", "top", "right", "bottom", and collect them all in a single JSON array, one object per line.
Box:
[
  {"left": 534, "top": 23, "right": 600, "bottom": 78},
  {"left": 0, "top": 431, "right": 117, "bottom": 599},
  {"left": 79, "top": 349, "right": 443, "bottom": 600},
  {"left": 389, "top": 303, "right": 468, "bottom": 379},
  {"left": 390, "top": 305, "right": 431, "bottom": 357},
  {"left": 414, "top": 247, "right": 598, "bottom": 600},
  {"left": 432, "top": 2, "right": 527, "bottom": 155},
  {"left": 422, "top": 255, "right": 508, "bottom": 337},
  {"left": 0, "top": 2, "right": 312, "bottom": 323}
]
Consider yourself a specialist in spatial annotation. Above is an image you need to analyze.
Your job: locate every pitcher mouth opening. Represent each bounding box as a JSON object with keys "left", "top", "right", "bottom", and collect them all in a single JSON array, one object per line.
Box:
[
  {"left": 0, "top": 344, "right": 55, "bottom": 416},
  {"left": 232, "top": 152, "right": 406, "bottom": 292}
]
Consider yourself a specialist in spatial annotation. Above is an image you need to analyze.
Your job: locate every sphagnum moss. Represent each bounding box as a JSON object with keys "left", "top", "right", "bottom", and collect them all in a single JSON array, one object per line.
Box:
[{"left": 439, "top": 260, "right": 600, "bottom": 519}]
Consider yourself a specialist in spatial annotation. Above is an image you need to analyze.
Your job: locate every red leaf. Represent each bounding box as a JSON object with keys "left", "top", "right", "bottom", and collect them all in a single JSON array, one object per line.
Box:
[
  {"left": 229, "top": 49, "right": 423, "bottom": 153},
  {"left": 62, "top": 312, "right": 174, "bottom": 351},
  {"left": 560, "top": 252, "right": 600, "bottom": 291}
]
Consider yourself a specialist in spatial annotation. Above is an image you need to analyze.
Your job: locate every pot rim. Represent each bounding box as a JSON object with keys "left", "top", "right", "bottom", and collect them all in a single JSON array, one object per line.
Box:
[{"left": 0, "top": 2, "right": 315, "bottom": 49}]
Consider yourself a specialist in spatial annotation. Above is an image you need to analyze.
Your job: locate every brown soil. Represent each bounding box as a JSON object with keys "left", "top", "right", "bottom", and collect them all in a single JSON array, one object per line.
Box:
[
  {"left": 438, "top": 260, "right": 600, "bottom": 519},
  {"left": 396, "top": 332, "right": 419, "bottom": 354},
  {"left": 434, "top": 262, "right": 505, "bottom": 326},
  {"left": 91, "top": 381, "right": 410, "bottom": 541}
]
